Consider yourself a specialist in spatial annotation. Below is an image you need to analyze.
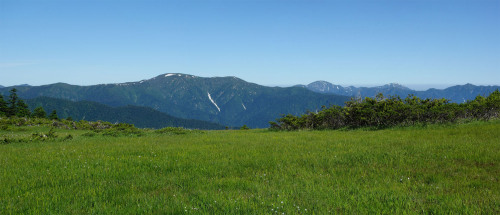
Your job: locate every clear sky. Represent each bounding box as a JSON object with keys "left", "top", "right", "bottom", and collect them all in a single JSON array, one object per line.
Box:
[{"left": 1, "top": 0, "right": 499, "bottom": 90}]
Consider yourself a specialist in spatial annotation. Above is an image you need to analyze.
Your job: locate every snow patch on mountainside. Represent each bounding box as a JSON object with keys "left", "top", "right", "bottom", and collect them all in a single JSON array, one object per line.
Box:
[
  {"left": 165, "top": 74, "right": 176, "bottom": 77},
  {"left": 207, "top": 92, "right": 221, "bottom": 112}
]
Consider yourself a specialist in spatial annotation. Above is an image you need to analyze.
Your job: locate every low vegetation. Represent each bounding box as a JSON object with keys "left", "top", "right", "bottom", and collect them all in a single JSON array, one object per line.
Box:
[{"left": 270, "top": 90, "right": 500, "bottom": 130}]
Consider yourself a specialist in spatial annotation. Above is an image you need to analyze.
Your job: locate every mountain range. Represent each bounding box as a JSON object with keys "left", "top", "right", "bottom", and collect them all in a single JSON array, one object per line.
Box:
[
  {"left": 1, "top": 74, "right": 349, "bottom": 128},
  {"left": 300, "top": 81, "right": 499, "bottom": 103},
  {"left": 2, "top": 74, "right": 498, "bottom": 128}
]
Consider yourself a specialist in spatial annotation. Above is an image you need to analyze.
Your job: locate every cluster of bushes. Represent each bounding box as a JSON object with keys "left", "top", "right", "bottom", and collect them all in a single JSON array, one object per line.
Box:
[
  {"left": 270, "top": 90, "right": 500, "bottom": 130},
  {"left": 1, "top": 127, "right": 74, "bottom": 145},
  {"left": 0, "top": 119, "right": 146, "bottom": 144},
  {"left": 30, "top": 128, "right": 74, "bottom": 141},
  {"left": 96, "top": 123, "right": 143, "bottom": 137},
  {"left": 0, "top": 117, "right": 62, "bottom": 129},
  {"left": 1, "top": 115, "right": 143, "bottom": 133},
  {"left": 1, "top": 115, "right": 199, "bottom": 139},
  {"left": 1, "top": 117, "right": 95, "bottom": 130}
]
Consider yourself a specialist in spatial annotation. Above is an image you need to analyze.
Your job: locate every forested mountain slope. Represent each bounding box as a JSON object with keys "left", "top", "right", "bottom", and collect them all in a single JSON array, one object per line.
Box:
[
  {"left": 26, "top": 97, "right": 225, "bottom": 129},
  {"left": 1, "top": 74, "right": 349, "bottom": 128}
]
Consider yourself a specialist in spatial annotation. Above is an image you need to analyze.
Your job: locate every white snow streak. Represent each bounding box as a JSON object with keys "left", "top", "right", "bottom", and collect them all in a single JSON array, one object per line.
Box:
[
  {"left": 165, "top": 74, "right": 175, "bottom": 77},
  {"left": 207, "top": 92, "right": 221, "bottom": 112}
]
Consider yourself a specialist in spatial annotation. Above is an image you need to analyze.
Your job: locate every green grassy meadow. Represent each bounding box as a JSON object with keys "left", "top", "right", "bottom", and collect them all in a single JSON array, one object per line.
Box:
[{"left": 1, "top": 121, "right": 499, "bottom": 214}]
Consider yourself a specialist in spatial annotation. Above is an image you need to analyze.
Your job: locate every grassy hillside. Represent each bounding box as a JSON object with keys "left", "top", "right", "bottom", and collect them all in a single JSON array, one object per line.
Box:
[{"left": 1, "top": 121, "right": 499, "bottom": 213}]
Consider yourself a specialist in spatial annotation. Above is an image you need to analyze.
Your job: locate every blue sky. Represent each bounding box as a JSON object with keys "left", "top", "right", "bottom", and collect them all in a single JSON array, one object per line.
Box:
[{"left": 1, "top": 0, "right": 499, "bottom": 90}]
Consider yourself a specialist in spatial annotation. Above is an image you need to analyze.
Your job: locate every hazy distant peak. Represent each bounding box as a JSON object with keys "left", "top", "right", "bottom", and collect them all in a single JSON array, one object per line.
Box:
[
  {"left": 309, "top": 80, "right": 332, "bottom": 85},
  {"left": 379, "top": 83, "right": 410, "bottom": 90},
  {"left": 306, "top": 81, "right": 349, "bottom": 95},
  {"left": 307, "top": 80, "right": 340, "bottom": 88},
  {"left": 306, "top": 81, "right": 412, "bottom": 92},
  {"left": 4, "top": 84, "right": 32, "bottom": 88}
]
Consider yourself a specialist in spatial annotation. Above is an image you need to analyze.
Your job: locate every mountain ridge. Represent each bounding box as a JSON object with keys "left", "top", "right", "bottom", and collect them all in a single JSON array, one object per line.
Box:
[
  {"left": 1, "top": 73, "right": 349, "bottom": 128},
  {"left": 4, "top": 74, "right": 497, "bottom": 127},
  {"left": 302, "top": 81, "right": 499, "bottom": 103}
]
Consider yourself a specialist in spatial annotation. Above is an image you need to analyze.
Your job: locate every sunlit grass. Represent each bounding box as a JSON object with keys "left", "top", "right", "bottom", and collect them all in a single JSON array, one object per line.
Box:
[{"left": 1, "top": 121, "right": 499, "bottom": 213}]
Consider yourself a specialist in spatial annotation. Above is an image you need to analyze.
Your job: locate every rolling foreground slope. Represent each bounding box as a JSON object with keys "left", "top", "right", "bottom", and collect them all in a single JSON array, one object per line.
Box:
[{"left": 1, "top": 121, "right": 499, "bottom": 213}]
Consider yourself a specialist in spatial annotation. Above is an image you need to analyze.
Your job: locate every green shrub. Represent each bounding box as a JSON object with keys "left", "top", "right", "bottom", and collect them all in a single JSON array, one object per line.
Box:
[
  {"left": 0, "top": 137, "right": 10, "bottom": 145},
  {"left": 102, "top": 123, "right": 143, "bottom": 137},
  {"left": 31, "top": 128, "right": 58, "bottom": 141},
  {"left": 63, "top": 134, "right": 73, "bottom": 141}
]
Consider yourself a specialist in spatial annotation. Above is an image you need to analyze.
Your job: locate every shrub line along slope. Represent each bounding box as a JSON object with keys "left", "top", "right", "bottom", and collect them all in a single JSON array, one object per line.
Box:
[{"left": 271, "top": 90, "right": 500, "bottom": 130}]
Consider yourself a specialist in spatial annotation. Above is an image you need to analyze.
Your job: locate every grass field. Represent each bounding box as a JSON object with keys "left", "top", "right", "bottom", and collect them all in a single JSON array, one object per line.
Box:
[{"left": 1, "top": 121, "right": 499, "bottom": 214}]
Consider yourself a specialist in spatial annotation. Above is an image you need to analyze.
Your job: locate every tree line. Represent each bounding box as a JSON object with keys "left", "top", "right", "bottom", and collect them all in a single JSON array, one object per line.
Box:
[
  {"left": 0, "top": 88, "right": 59, "bottom": 120},
  {"left": 270, "top": 90, "right": 500, "bottom": 130}
]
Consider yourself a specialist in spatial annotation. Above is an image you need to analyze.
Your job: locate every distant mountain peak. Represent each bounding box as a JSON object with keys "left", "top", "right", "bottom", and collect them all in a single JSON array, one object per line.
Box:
[
  {"left": 310, "top": 80, "right": 331, "bottom": 85},
  {"left": 307, "top": 80, "right": 338, "bottom": 87},
  {"left": 305, "top": 81, "right": 350, "bottom": 95},
  {"left": 380, "top": 83, "right": 410, "bottom": 90},
  {"left": 163, "top": 73, "right": 198, "bottom": 78},
  {"left": 8, "top": 84, "right": 32, "bottom": 87},
  {"left": 164, "top": 73, "right": 180, "bottom": 77},
  {"left": 0, "top": 84, "right": 32, "bottom": 88},
  {"left": 159, "top": 73, "right": 198, "bottom": 78}
]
